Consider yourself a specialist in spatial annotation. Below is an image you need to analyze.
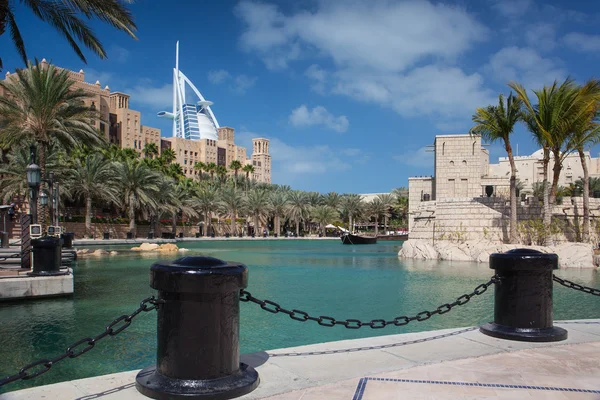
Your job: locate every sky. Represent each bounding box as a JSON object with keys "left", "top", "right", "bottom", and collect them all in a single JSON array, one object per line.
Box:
[{"left": 2, "top": 0, "right": 600, "bottom": 193}]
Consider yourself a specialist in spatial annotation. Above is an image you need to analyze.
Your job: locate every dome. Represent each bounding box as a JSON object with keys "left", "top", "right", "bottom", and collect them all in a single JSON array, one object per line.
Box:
[{"left": 531, "top": 149, "right": 544, "bottom": 158}]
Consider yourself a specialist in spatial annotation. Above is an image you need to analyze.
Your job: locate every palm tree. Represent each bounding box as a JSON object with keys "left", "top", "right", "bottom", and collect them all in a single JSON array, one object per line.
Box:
[
  {"left": 311, "top": 205, "right": 339, "bottom": 235},
  {"left": 368, "top": 198, "right": 387, "bottom": 236},
  {"left": 219, "top": 186, "right": 244, "bottom": 235},
  {"left": 166, "top": 163, "right": 184, "bottom": 180},
  {"left": 511, "top": 78, "right": 600, "bottom": 244},
  {"left": 113, "top": 159, "right": 162, "bottom": 236},
  {"left": 323, "top": 192, "right": 342, "bottom": 209},
  {"left": 246, "top": 189, "right": 271, "bottom": 236},
  {"left": 286, "top": 190, "right": 308, "bottom": 236},
  {"left": 142, "top": 142, "right": 159, "bottom": 159},
  {"left": 194, "top": 161, "right": 206, "bottom": 180},
  {"left": 339, "top": 194, "right": 363, "bottom": 233},
  {"left": 206, "top": 162, "right": 217, "bottom": 180},
  {"left": 160, "top": 148, "right": 176, "bottom": 165},
  {"left": 242, "top": 164, "right": 255, "bottom": 192},
  {"left": 196, "top": 186, "right": 218, "bottom": 236},
  {"left": 66, "top": 153, "right": 119, "bottom": 237},
  {"left": 470, "top": 93, "right": 523, "bottom": 243},
  {"left": 216, "top": 165, "right": 228, "bottom": 185},
  {"left": 269, "top": 191, "right": 288, "bottom": 236},
  {"left": 168, "top": 179, "right": 199, "bottom": 235},
  {"left": 229, "top": 160, "right": 242, "bottom": 189},
  {"left": 569, "top": 80, "right": 600, "bottom": 242},
  {"left": 0, "top": 0, "right": 136, "bottom": 69},
  {"left": 375, "top": 193, "right": 395, "bottom": 234},
  {"left": 392, "top": 187, "right": 409, "bottom": 227},
  {"left": 0, "top": 61, "right": 104, "bottom": 224}
]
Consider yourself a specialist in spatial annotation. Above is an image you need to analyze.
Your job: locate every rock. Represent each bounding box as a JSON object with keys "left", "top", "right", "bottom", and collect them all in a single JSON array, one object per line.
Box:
[
  {"left": 110, "top": 251, "right": 118, "bottom": 255},
  {"left": 178, "top": 248, "right": 189, "bottom": 252},
  {"left": 399, "top": 239, "right": 596, "bottom": 268},
  {"left": 91, "top": 249, "right": 109, "bottom": 256},
  {"left": 131, "top": 243, "right": 159, "bottom": 251},
  {"left": 158, "top": 243, "right": 179, "bottom": 252}
]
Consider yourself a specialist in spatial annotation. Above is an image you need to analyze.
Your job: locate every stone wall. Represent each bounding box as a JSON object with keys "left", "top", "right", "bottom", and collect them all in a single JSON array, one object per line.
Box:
[
  {"left": 61, "top": 222, "right": 201, "bottom": 239},
  {"left": 409, "top": 197, "right": 600, "bottom": 244},
  {"left": 408, "top": 177, "right": 434, "bottom": 232}
]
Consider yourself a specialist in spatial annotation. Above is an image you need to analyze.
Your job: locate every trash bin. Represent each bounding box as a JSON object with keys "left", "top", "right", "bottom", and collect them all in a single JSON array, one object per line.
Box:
[
  {"left": 239, "top": 233, "right": 243, "bottom": 238},
  {"left": 103, "top": 232, "right": 110, "bottom": 240},
  {"left": 210, "top": 232, "right": 215, "bottom": 238},
  {"left": 126, "top": 232, "right": 133, "bottom": 239},
  {"left": 274, "top": 233, "right": 278, "bottom": 238},
  {"left": 29, "top": 237, "right": 63, "bottom": 276},
  {"left": 195, "top": 232, "right": 201, "bottom": 238},
  {"left": 0, "top": 231, "right": 8, "bottom": 248},
  {"left": 178, "top": 232, "right": 183, "bottom": 239},
  {"left": 61, "top": 232, "right": 74, "bottom": 249},
  {"left": 148, "top": 231, "right": 154, "bottom": 239},
  {"left": 225, "top": 233, "right": 230, "bottom": 238}
]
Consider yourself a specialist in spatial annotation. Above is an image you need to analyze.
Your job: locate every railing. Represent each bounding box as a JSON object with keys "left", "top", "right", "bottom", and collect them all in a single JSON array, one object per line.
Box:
[{"left": 1, "top": 249, "right": 598, "bottom": 399}]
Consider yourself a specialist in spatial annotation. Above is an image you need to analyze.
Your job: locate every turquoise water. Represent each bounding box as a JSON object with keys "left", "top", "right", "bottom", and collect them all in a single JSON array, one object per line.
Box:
[{"left": 1, "top": 240, "right": 599, "bottom": 393}]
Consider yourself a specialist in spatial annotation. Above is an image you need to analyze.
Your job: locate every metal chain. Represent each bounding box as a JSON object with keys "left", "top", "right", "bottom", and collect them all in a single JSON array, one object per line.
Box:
[
  {"left": 0, "top": 296, "right": 162, "bottom": 387},
  {"left": 553, "top": 275, "right": 600, "bottom": 297},
  {"left": 240, "top": 275, "right": 498, "bottom": 329}
]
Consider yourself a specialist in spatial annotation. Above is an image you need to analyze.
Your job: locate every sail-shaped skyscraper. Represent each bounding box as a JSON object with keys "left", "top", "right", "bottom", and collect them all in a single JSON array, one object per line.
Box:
[{"left": 158, "top": 42, "right": 220, "bottom": 141}]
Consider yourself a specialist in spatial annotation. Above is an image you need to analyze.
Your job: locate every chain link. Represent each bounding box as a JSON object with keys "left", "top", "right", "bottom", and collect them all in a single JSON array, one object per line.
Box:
[
  {"left": 553, "top": 275, "right": 600, "bottom": 297},
  {"left": 0, "top": 296, "right": 162, "bottom": 387},
  {"left": 240, "top": 275, "right": 498, "bottom": 329}
]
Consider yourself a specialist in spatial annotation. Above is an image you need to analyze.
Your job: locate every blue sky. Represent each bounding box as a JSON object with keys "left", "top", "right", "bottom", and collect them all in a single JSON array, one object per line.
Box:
[{"left": 2, "top": 0, "right": 600, "bottom": 193}]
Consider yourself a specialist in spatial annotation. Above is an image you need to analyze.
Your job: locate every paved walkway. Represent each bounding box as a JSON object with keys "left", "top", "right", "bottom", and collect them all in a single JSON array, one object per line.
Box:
[
  {"left": 73, "top": 237, "right": 339, "bottom": 246},
  {"left": 1, "top": 320, "right": 599, "bottom": 399}
]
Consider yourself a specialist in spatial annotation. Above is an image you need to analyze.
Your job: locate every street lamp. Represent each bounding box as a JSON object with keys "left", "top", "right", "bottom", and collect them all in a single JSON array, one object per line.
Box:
[
  {"left": 26, "top": 158, "right": 41, "bottom": 224},
  {"left": 39, "top": 190, "right": 49, "bottom": 207}
]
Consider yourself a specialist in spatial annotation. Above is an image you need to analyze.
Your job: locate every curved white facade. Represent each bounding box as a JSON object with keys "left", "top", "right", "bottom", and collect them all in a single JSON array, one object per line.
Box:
[{"left": 158, "top": 42, "right": 219, "bottom": 141}]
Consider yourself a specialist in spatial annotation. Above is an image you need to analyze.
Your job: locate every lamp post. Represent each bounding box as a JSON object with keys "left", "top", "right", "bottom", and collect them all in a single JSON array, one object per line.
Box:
[{"left": 25, "top": 147, "right": 41, "bottom": 224}]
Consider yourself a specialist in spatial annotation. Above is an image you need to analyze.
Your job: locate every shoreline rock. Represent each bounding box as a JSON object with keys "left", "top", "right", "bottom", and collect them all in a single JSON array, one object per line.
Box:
[
  {"left": 399, "top": 239, "right": 595, "bottom": 268},
  {"left": 131, "top": 243, "right": 179, "bottom": 252}
]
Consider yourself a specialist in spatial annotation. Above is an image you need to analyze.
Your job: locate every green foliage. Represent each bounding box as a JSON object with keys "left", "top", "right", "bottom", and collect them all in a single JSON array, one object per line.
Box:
[{"left": 518, "top": 218, "right": 565, "bottom": 245}]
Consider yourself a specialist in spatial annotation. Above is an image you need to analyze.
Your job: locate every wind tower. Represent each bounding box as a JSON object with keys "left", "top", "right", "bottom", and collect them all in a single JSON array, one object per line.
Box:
[
  {"left": 251, "top": 138, "right": 271, "bottom": 184},
  {"left": 157, "top": 42, "right": 219, "bottom": 140}
]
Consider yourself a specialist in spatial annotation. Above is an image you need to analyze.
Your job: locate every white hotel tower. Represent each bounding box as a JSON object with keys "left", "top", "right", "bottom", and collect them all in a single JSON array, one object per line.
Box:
[{"left": 158, "top": 41, "right": 219, "bottom": 141}]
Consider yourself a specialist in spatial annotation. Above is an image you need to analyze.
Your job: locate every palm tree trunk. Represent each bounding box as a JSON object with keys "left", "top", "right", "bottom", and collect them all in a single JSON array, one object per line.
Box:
[
  {"left": 296, "top": 218, "right": 300, "bottom": 236},
  {"left": 374, "top": 216, "right": 379, "bottom": 236},
  {"left": 255, "top": 215, "right": 259, "bottom": 235},
  {"left": 542, "top": 150, "right": 553, "bottom": 245},
  {"left": 349, "top": 215, "right": 353, "bottom": 233},
  {"left": 85, "top": 195, "right": 92, "bottom": 237},
  {"left": 38, "top": 144, "right": 47, "bottom": 229},
  {"left": 506, "top": 143, "right": 518, "bottom": 244},
  {"left": 129, "top": 193, "right": 136, "bottom": 235},
  {"left": 579, "top": 147, "right": 590, "bottom": 242},
  {"left": 550, "top": 150, "right": 562, "bottom": 204},
  {"left": 171, "top": 210, "right": 177, "bottom": 234},
  {"left": 275, "top": 215, "right": 280, "bottom": 236},
  {"left": 231, "top": 210, "right": 236, "bottom": 235},
  {"left": 234, "top": 171, "right": 238, "bottom": 190}
]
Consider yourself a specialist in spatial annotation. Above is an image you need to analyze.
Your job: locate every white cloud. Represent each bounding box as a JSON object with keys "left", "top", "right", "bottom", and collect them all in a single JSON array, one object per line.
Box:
[
  {"left": 235, "top": 0, "right": 487, "bottom": 73},
  {"left": 525, "top": 23, "right": 556, "bottom": 52},
  {"left": 207, "top": 69, "right": 256, "bottom": 94},
  {"left": 304, "top": 64, "right": 327, "bottom": 94},
  {"left": 491, "top": 0, "right": 533, "bottom": 18},
  {"left": 126, "top": 83, "right": 173, "bottom": 109},
  {"left": 235, "top": 130, "right": 359, "bottom": 185},
  {"left": 235, "top": 0, "right": 491, "bottom": 126},
  {"left": 83, "top": 69, "right": 114, "bottom": 87},
  {"left": 109, "top": 45, "right": 130, "bottom": 63},
  {"left": 563, "top": 32, "right": 600, "bottom": 52},
  {"left": 289, "top": 105, "right": 349, "bottom": 133},
  {"left": 208, "top": 69, "right": 231, "bottom": 84},
  {"left": 485, "top": 46, "right": 566, "bottom": 89},
  {"left": 232, "top": 75, "right": 257, "bottom": 94},
  {"left": 393, "top": 147, "right": 434, "bottom": 169}
]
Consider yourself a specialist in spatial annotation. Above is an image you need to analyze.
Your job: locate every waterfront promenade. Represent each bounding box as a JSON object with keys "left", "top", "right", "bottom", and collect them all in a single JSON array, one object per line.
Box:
[{"left": 2, "top": 319, "right": 599, "bottom": 399}]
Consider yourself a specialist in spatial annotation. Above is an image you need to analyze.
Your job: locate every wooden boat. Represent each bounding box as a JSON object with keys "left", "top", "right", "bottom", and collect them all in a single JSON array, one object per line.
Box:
[{"left": 341, "top": 233, "right": 377, "bottom": 245}]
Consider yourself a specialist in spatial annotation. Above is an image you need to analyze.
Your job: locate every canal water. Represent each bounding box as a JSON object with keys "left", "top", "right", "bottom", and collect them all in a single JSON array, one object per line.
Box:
[{"left": 1, "top": 240, "right": 599, "bottom": 392}]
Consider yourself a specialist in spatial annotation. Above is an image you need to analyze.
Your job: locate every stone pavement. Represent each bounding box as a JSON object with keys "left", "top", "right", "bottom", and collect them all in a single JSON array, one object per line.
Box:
[{"left": 1, "top": 320, "right": 599, "bottom": 400}]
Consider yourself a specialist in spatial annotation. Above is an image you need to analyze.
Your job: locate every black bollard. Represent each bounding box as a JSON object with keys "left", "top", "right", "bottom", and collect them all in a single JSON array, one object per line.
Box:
[
  {"left": 480, "top": 249, "right": 567, "bottom": 342},
  {"left": 136, "top": 256, "right": 259, "bottom": 399},
  {"left": 28, "top": 237, "right": 68, "bottom": 276}
]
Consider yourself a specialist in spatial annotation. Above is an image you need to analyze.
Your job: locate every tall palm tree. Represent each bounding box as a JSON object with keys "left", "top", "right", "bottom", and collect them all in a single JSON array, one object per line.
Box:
[
  {"left": 311, "top": 205, "right": 339, "bottom": 235},
  {"left": 242, "top": 164, "right": 255, "bottom": 193},
  {"left": 219, "top": 186, "right": 244, "bottom": 235},
  {"left": 206, "top": 162, "right": 217, "bottom": 180},
  {"left": 569, "top": 80, "right": 600, "bottom": 242},
  {"left": 196, "top": 186, "right": 218, "bottom": 236},
  {"left": 246, "top": 189, "right": 271, "bottom": 235},
  {"left": 0, "top": 0, "right": 136, "bottom": 69},
  {"left": 166, "top": 163, "right": 184, "bottom": 180},
  {"left": 113, "top": 159, "right": 162, "bottom": 236},
  {"left": 470, "top": 93, "right": 523, "bottom": 243},
  {"left": 269, "top": 191, "right": 288, "bottom": 236},
  {"left": 323, "top": 192, "right": 342, "bottom": 209},
  {"left": 511, "top": 78, "right": 600, "bottom": 244},
  {"left": 0, "top": 61, "right": 104, "bottom": 224},
  {"left": 142, "top": 142, "right": 159, "bottom": 159},
  {"left": 168, "top": 179, "right": 198, "bottom": 235},
  {"left": 339, "top": 194, "right": 363, "bottom": 233},
  {"left": 194, "top": 161, "right": 206, "bottom": 180},
  {"left": 160, "top": 148, "right": 176, "bottom": 165},
  {"left": 229, "top": 160, "right": 242, "bottom": 189},
  {"left": 377, "top": 193, "right": 396, "bottom": 234},
  {"left": 216, "top": 165, "right": 228, "bottom": 185},
  {"left": 285, "top": 190, "right": 308, "bottom": 236},
  {"left": 66, "top": 153, "right": 119, "bottom": 237},
  {"left": 368, "top": 198, "right": 387, "bottom": 236}
]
